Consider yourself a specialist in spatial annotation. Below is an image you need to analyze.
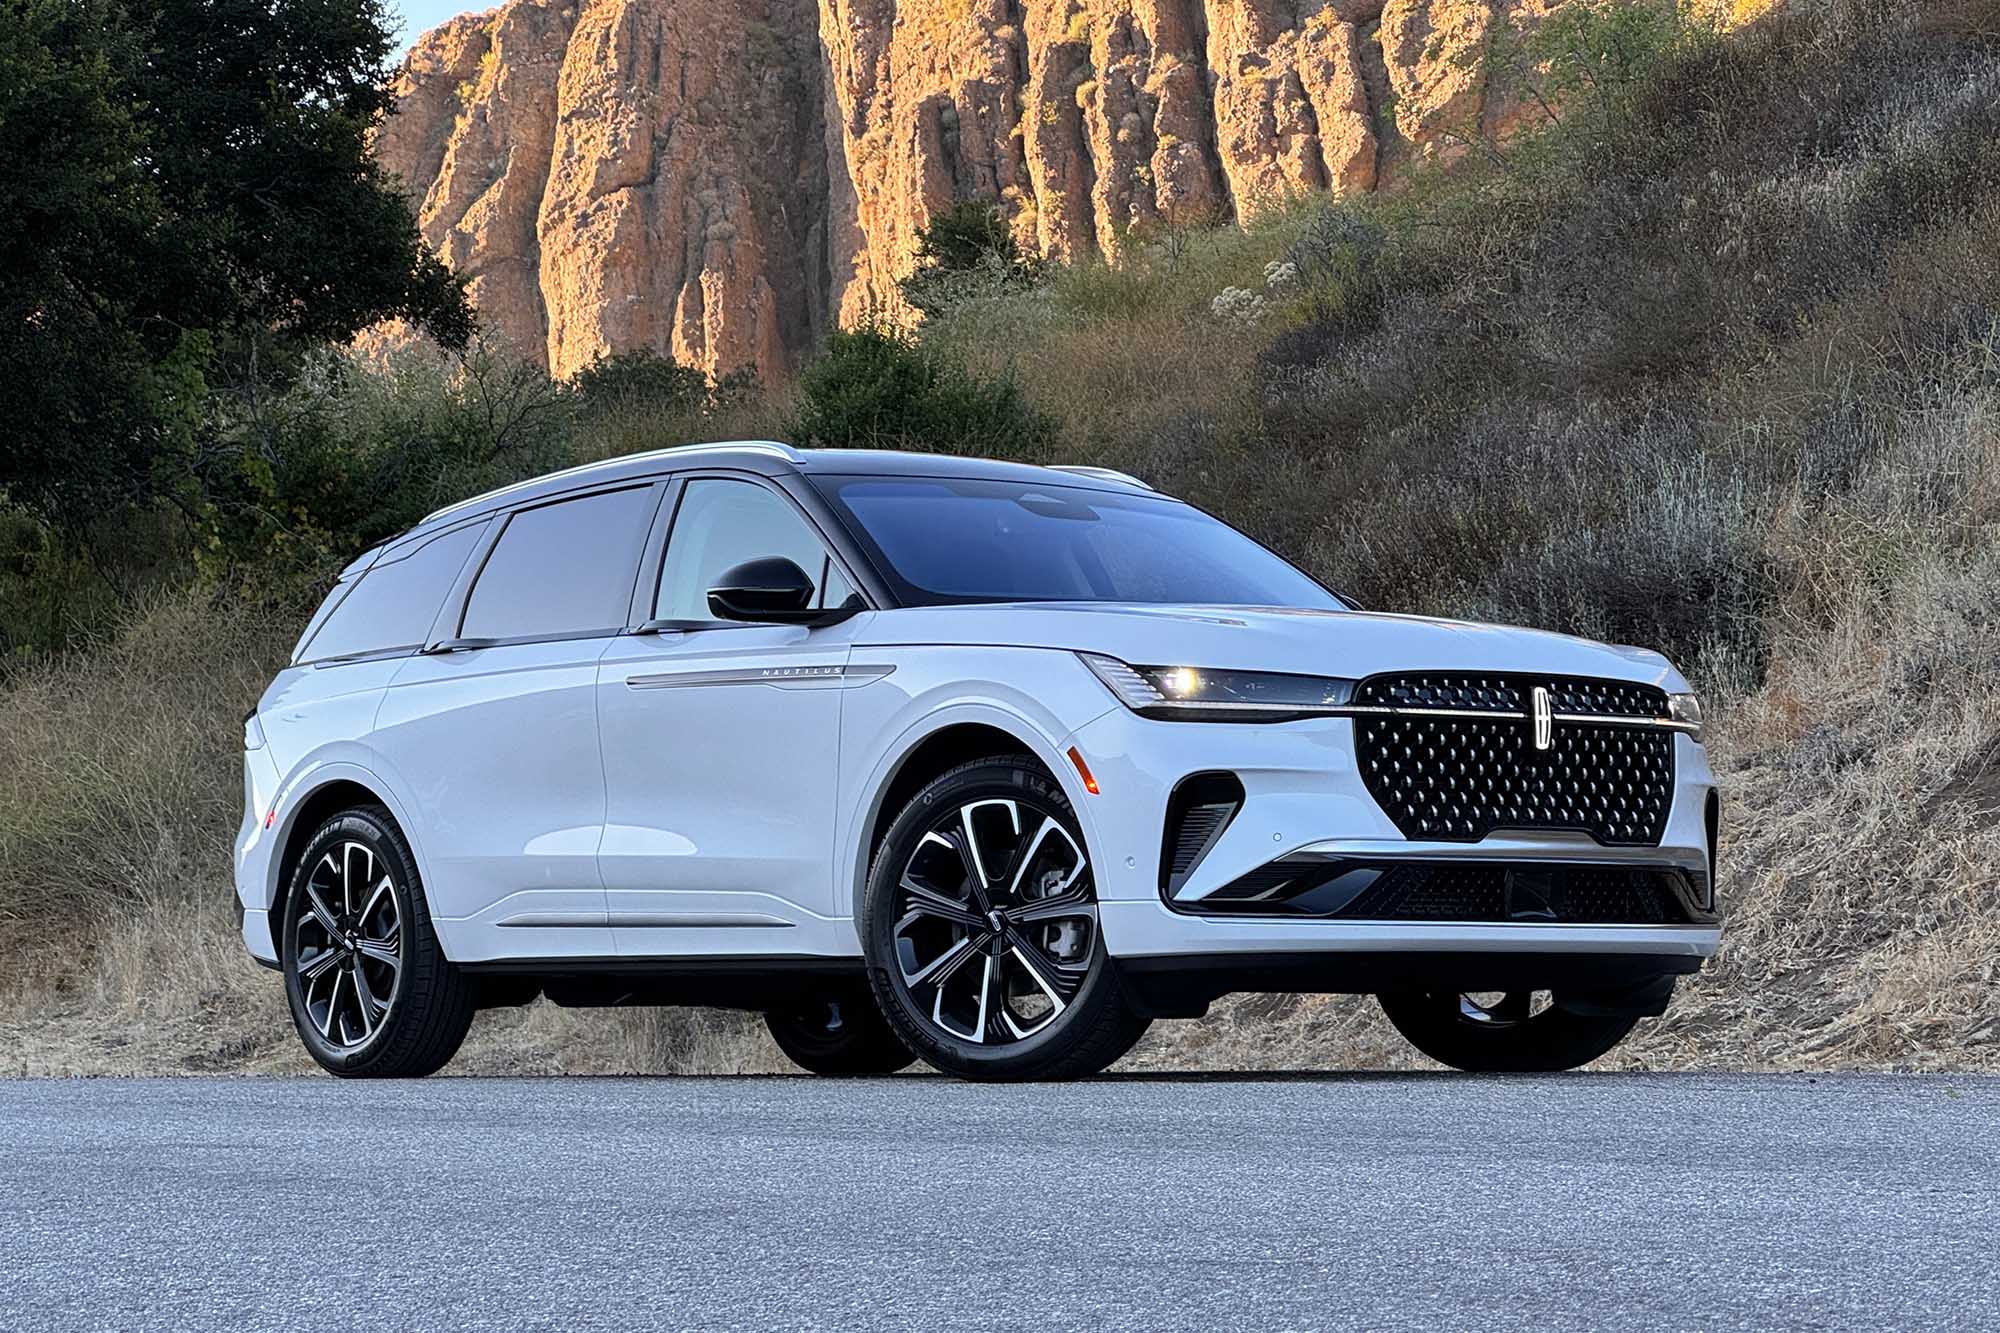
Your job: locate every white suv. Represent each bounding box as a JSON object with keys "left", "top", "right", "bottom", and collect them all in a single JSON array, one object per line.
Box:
[{"left": 236, "top": 443, "right": 1720, "bottom": 1080}]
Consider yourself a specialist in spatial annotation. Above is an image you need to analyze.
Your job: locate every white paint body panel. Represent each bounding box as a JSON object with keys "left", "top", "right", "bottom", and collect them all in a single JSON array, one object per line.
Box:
[
  {"left": 596, "top": 620, "right": 864, "bottom": 959},
  {"left": 368, "top": 638, "right": 615, "bottom": 960}
]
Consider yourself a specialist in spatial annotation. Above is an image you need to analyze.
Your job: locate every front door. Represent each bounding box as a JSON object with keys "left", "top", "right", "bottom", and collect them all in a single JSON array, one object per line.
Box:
[{"left": 597, "top": 475, "right": 869, "bottom": 959}]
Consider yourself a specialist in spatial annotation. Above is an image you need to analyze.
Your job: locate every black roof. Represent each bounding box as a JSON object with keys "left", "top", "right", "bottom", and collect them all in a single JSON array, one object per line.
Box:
[{"left": 382, "top": 443, "right": 1152, "bottom": 560}]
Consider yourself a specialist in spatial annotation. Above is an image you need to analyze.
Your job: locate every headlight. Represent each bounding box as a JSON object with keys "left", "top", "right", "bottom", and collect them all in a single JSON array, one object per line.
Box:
[
  {"left": 1079, "top": 653, "right": 1356, "bottom": 721},
  {"left": 1668, "top": 691, "right": 1704, "bottom": 741}
]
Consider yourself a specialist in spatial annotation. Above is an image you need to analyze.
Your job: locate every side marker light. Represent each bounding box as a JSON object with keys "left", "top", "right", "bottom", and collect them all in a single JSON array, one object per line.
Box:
[{"left": 1066, "top": 746, "right": 1100, "bottom": 796}]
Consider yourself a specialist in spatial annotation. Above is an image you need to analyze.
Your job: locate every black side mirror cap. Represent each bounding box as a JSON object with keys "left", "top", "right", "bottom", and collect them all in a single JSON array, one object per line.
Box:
[{"left": 706, "top": 557, "right": 823, "bottom": 624}]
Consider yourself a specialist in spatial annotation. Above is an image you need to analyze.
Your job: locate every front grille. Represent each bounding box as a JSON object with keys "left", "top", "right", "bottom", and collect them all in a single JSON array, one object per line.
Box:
[
  {"left": 1353, "top": 672, "right": 1676, "bottom": 846},
  {"left": 1190, "top": 857, "right": 1700, "bottom": 923},
  {"left": 1338, "top": 863, "right": 1686, "bottom": 923}
]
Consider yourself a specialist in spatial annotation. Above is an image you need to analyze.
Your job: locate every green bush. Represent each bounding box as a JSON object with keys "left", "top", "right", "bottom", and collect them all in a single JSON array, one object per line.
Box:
[
  {"left": 565, "top": 350, "right": 766, "bottom": 460},
  {"left": 569, "top": 350, "right": 712, "bottom": 419},
  {"left": 898, "top": 200, "right": 1044, "bottom": 317},
  {"left": 791, "top": 326, "right": 1056, "bottom": 456}
]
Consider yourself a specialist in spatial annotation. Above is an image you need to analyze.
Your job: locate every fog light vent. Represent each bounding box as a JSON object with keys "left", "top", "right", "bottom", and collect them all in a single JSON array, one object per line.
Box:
[{"left": 1160, "top": 772, "right": 1244, "bottom": 896}]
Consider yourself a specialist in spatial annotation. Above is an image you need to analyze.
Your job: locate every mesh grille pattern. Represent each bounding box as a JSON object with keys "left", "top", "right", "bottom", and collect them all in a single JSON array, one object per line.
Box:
[
  {"left": 1336, "top": 863, "right": 1688, "bottom": 924},
  {"left": 1353, "top": 673, "right": 1675, "bottom": 846}
]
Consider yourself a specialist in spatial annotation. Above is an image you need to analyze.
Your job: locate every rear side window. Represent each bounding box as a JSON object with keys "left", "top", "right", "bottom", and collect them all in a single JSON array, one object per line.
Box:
[
  {"left": 460, "top": 486, "right": 655, "bottom": 641},
  {"left": 299, "top": 522, "right": 484, "bottom": 664}
]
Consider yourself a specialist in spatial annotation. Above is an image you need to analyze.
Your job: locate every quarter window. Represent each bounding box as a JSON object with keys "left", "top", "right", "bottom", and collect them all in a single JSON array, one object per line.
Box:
[
  {"left": 460, "top": 486, "right": 656, "bottom": 641},
  {"left": 655, "top": 479, "right": 853, "bottom": 622},
  {"left": 299, "top": 522, "right": 484, "bottom": 664}
]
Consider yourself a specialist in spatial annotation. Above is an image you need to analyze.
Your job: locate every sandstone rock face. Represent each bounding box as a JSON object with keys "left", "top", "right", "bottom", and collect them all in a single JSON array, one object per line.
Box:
[
  {"left": 376, "top": 0, "right": 1586, "bottom": 377},
  {"left": 379, "top": 0, "right": 826, "bottom": 379}
]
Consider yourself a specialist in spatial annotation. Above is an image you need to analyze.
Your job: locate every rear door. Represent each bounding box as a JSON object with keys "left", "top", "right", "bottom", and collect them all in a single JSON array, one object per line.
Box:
[
  {"left": 596, "top": 474, "right": 872, "bottom": 960},
  {"left": 373, "top": 482, "right": 663, "bottom": 963}
]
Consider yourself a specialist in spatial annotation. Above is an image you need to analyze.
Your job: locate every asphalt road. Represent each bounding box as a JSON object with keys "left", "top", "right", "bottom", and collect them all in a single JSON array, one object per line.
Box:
[{"left": 3, "top": 1074, "right": 1997, "bottom": 1331}]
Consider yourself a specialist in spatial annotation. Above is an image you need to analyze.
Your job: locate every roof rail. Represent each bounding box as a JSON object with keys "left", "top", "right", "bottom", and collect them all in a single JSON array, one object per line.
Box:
[
  {"left": 1047, "top": 464, "right": 1153, "bottom": 491},
  {"left": 420, "top": 441, "right": 805, "bottom": 525}
]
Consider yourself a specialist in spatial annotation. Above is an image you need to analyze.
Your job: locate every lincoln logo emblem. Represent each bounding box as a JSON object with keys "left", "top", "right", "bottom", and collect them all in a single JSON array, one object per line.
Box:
[{"left": 1531, "top": 686, "right": 1554, "bottom": 751}]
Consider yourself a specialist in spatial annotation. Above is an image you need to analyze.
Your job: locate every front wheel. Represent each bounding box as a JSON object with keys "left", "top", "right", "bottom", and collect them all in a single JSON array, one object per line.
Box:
[
  {"left": 1378, "top": 990, "right": 1641, "bottom": 1073},
  {"left": 764, "top": 984, "right": 915, "bottom": 1075},
  {"left": 281, "top": 805, "right": 475, "bottom": 1077},
  {"left": 862, "top": 757, "right": 1150, "bottom": 1081}
]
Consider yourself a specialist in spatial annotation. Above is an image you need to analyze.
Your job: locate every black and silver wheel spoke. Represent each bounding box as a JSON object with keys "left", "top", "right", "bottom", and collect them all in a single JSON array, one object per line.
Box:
[
  {"left": 351, "top": 965, "right": 383, "bottom": 1041},
  {"left": 304, "top": 880, "right": 343, "bottom": 940},
  {"left": 903, "top": 933, "right": 983, "bottom": 990},
  {"left": 897, "top": 875, "right": 985, "bottom": 931},
  {"left": 1460, "top": 991, "right": 1542, "bottom": 1026},
  {"left": 1009, "top": 889, "right": 1096, "bottom": 927},
  {"left": 292, "top": 839, "right": 403, "bottom": 1052},
  {"left": 1006, "top": 927, "right": 1088, "bottom": 1003},
  {"left": 891, "top": 796, "right": 1099, "bottom": 1049},
  {"left": 299, "top": 946, "right": 344, "bottom": 984}
]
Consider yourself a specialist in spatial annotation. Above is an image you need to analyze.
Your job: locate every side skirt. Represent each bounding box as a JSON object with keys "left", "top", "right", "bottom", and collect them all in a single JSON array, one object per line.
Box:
[{"left": 457, "top": 954, "right": 866, "bottom": 1012}]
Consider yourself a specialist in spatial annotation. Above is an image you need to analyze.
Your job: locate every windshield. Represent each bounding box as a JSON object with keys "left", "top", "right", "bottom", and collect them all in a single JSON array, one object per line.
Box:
[{"left": 812, "top": 475, "right": 1345, "bottom": 609}]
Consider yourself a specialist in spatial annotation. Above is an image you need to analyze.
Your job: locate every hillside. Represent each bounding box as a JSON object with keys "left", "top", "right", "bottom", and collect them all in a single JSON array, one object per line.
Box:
[
  {"left": 2, "top": 0, "right": 1997, "bottom": 1076},
  {"left": 373, "top": 0, "right": 1736, "bottom": 379}
]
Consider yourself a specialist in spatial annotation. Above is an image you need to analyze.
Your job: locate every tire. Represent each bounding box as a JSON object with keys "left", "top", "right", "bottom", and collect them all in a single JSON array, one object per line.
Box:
[
  {"left": 1378, "top": 989, "right": 1642, "bottom": 1073},
  {"left": 280, "top": 805, "right": 476, "bottom": 1078},
  {"left": 764, "top": 983, "right": 916, "bottom": 1076},
  {"left": 862, "top": 757, "right": 1150, "bottom": 1081}
]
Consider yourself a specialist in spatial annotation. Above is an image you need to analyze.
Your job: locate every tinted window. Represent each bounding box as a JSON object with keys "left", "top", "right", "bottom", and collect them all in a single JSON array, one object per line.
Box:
[
  {"left": 460, "top": 486, "right": 656, "bottom": 640},
  {"left": 655, "top": 479, "right": 853, "bottom": 622},
  {"left": 299, "top": 522, "right": 484, "bottom": 663},
  {"left": 813, "top": 476, "right": 1342, "bottom": 609}
]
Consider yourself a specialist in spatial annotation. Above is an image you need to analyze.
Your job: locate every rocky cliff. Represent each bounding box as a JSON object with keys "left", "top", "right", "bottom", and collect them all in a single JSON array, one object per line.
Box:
[{"left": 375, "top": 0, "right": 1568, "bottom": 380}]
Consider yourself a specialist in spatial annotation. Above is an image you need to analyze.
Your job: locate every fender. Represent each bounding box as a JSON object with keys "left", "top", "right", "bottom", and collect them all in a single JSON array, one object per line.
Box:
[
  {"left": 256, "top": 754, "right": 430, "bottom": 916},
  {"left": 838, "top": 690, "right": 1117, "bottom": 925}
]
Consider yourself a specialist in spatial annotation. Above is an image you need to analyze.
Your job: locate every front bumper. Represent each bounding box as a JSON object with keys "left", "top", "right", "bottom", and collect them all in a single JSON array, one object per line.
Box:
[
  {"left": 234, "top": 742, "right": 283, "bottom": 965},
  {"left": 1065, "top": 708, "right": 1720, "bottom": 963}
]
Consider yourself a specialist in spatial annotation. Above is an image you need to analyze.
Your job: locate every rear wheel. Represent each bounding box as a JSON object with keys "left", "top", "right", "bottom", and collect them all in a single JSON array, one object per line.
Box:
[
  {"left": 1378, "top": 989, "right": 1641, "bottom": 1073},
  {"left": 281, "top": 805, "right": 475, "bottom": 1078},
  {"left": 862, "top": 757, "right": 1150, "bottom": 1081},
  {"left": 764, "top": 983, "right": 915, "bottom": 1075}
]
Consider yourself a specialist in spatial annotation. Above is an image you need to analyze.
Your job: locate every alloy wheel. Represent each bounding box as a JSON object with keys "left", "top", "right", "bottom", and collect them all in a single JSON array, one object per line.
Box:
[
  {"left": 291, "top": 840, "right": 403, "bottom": 1049},
  {"left": 1456, "top": 991, "right": 1555, "bottom": 1027},
  {"left": 890, "top": 797, "right": 1100, "bottom": 1045}
]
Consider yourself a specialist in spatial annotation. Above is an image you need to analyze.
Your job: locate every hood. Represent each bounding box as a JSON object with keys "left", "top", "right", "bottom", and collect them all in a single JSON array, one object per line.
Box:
[{"left": 856, "top": 603, "right": 1687, "bottom": 690}]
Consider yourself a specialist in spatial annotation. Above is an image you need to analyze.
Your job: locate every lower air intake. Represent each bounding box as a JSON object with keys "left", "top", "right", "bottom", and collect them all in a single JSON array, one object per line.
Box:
[{"left": 1187, "top": 857, "right": 1704, "bottom": 924}]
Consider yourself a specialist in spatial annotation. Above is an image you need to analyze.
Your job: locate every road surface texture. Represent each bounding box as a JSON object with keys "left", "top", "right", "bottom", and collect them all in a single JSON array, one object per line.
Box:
[{"left": 4, "top": 1073, "right": 1997, "bottom": 1330}]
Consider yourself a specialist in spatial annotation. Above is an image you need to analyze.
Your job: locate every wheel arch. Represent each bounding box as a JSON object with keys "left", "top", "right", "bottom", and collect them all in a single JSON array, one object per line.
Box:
[
  {"left": 264, "top": 768, "right": 425, "bottom": 947},
  {"left": 845, "top": 711, "right": 1098, "bottom": 923}
]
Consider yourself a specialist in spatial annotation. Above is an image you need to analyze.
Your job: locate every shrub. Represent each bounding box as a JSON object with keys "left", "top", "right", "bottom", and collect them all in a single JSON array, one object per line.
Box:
[
  {"left": 564, "top": 350, "right": 767, "bottom": 460},
  {"left": 568, "top": 349, "right": 711, "bottom": 419},
  {"left": 790, "top": 326, "right": 1056, "bottom": 456},
  {"left": 898, "top": 200, "right": 1044, "bottom": 317}
]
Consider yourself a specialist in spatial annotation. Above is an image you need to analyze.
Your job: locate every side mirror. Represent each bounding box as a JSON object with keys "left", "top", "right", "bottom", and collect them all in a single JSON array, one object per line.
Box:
[{"left": 707, "top": 557, "right": 820, "bottom": 624}]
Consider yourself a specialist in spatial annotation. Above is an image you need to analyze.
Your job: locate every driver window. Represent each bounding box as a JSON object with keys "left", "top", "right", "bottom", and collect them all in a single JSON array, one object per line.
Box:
[{"left": 655, "top": 479, "right": 854, "bottom": 622}]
